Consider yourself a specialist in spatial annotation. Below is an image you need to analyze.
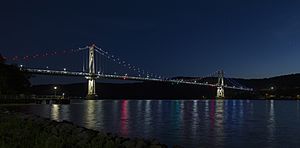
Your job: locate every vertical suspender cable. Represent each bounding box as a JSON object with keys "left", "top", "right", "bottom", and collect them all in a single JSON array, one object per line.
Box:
[
  {"left": 98, "top": 52, "right": 100, "bottom": 74},
  {"left": 83, "top": 50, "right": 85, "bottom": 72},
  {"left": 99, "top": 52, "right": 102, "bottom": 74},
  {"left": 95, "top": 52, "right": 98, "bottom": 73},
  {"left": 97, "top": 52, "right": 100, "bottom": 74},
  {"left": 86, "top": 49, "right": 88, "bottom": 72},
  {"left": 103, "top": 54, "right": 105, "bottom": 74},
  {"left": 99, "top": 52, "right": 101, "bottom": 74}
]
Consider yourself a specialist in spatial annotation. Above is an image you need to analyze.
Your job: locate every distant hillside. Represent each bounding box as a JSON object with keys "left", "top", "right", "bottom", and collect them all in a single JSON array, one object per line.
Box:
[
  {"left": 237, "top": 74, "right": 300, "bottom": 90},
  {"left": 239, "top": 74, "right": 300, "bottom": 98},
  {"left": 172, "top": 73, "right": 300, "bottom": 90}
]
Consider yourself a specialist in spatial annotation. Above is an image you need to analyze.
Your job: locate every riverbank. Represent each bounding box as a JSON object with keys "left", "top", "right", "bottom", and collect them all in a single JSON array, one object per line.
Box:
[
  {"left": 0, "top": 108, "right": 177, "bottom": 148},
  {"left": 0, "top": 95, "right": 70, "bottom": 104}
]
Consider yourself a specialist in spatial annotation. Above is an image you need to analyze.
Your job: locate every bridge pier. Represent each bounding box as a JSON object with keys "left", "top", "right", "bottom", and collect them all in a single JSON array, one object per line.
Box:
[
  {"left": 216, "top": 70, "right": 225, "bottom": 99},
  {"left": 86, "top": 45, "right": 98, "bottom": 100},
  {"left": 216, "top": 86, "right": 225, "bottom": 98},
  {"left": 86, "top": 76, "right": 97, "bottom": 99}
]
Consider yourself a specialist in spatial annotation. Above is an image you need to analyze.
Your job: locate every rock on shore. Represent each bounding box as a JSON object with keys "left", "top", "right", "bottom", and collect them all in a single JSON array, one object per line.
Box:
[{"left": 0, "top": 108, "right": 182, "bottom": 148}]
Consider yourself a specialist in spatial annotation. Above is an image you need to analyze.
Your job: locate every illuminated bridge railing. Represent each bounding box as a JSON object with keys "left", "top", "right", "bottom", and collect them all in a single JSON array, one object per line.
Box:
[{"left": 22, "top": 68, "right": 253, "bottom": 91}]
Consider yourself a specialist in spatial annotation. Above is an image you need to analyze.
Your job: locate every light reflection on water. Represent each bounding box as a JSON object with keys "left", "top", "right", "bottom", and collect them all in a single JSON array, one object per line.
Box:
[
  {"left": 7, "top": 100, "right": 300, "bottom": 148},
  {"left": 51, "top": 104, "right": 60, "bottom": 121},
  {"left": 120, "top": 100, "right": 129, "bottom": 136},
  {"left": 268, "top": 100, "right": 275, "bottom": 147},
  {"left": 51, "top": 104, "right": 70, "bottom": 121},
  {"left": 215, "top": 100, "right": 224, "bottom": 147},
  {"left": 85, "top": 100, "right": 96, "bottom": 129}
]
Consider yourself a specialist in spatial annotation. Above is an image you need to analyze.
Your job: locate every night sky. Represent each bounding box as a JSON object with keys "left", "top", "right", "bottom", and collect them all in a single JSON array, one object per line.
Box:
[{"left": 1, "top": 0, "right": 300, "bottom": 84}]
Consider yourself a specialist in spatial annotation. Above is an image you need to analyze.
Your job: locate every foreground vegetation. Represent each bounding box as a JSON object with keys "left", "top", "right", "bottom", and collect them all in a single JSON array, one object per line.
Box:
[
  {"left": 0, "top": 108, "right": 173, "bottom": 148},
  {"left": 0, "top": 54, "right": 31, "bottom": 95}
]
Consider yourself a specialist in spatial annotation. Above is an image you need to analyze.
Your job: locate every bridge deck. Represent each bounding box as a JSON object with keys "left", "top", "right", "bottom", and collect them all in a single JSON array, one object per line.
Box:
[{"left": 22, "top": 68, "right": 253, "bottom": 91}]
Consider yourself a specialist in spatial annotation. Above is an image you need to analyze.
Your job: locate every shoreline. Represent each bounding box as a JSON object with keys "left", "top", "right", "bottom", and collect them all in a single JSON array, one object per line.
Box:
[
  {"left": 0, "top": 97, "right": 300, "bottom": 105},
  {"left": 0, "top": 107, "right": 178, "bottom": 148}
]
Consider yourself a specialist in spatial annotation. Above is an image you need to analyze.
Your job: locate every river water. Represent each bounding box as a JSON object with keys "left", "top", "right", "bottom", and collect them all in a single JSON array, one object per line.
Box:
[{"left": 5, "top": 99, "right": 300, "bottom": 148}]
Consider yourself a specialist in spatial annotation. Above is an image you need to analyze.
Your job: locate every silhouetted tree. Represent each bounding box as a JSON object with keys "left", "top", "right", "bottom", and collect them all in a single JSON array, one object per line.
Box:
[
  {"left": 0, "top": 54, "right": 5, "bottom": 64},
  {"left": 0, "top": 54, "right": 31, "bottom": 94}
]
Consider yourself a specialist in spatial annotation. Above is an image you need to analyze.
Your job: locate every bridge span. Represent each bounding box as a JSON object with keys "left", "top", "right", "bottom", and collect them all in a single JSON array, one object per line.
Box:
[{"left": 7, "top": 44, "right": 253, "bottom": 99}]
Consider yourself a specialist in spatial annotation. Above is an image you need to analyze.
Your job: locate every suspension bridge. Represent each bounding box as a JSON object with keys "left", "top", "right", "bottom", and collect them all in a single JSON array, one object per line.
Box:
[{"left": 4, "top": 44, "right": 253, "bottom": 99}]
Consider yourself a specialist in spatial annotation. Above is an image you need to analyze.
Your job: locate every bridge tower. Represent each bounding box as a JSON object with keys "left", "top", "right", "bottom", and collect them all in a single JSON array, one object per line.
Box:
[
  {"left": 86, "top": 45, "right": 97, "bottom": 99},
  {"left": 216, "top": 70, "right": 225, "bottom": 99}
]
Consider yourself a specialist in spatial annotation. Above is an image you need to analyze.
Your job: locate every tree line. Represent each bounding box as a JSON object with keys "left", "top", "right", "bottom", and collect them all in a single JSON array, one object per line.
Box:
[{"left": 0, "top": 54, "right": 31, "bottom": 94}]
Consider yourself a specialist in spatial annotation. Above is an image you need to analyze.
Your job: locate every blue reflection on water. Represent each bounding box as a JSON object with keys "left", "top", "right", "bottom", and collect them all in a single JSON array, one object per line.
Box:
[{"left": 7, "top": 100, "right": 300, "bottom": 148}]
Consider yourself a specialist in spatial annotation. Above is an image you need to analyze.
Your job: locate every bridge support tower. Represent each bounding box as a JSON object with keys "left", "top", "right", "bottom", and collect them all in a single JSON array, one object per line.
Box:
[
  {"left": 216, "top": 70, "right": 225, "bottom": 99},
  {"left": 86, "top": 45, "right": 98, "bottom": 99}
]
